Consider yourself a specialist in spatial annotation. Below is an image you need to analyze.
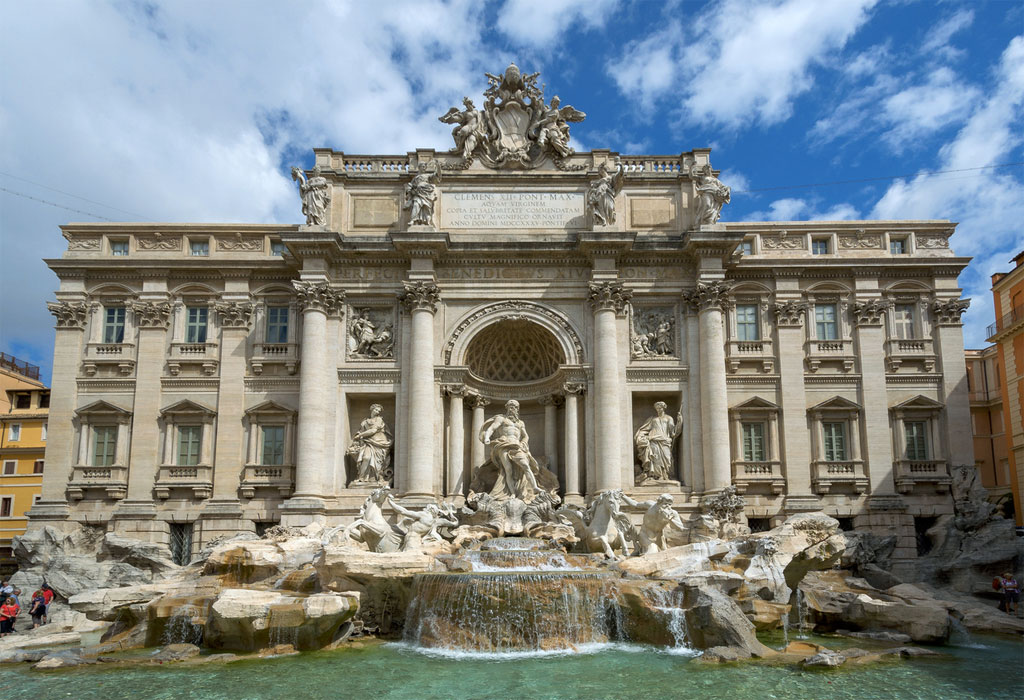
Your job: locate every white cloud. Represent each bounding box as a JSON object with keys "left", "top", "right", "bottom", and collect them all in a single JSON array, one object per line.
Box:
[
  {"left": 606, "top": 0, "right": 878, "bottom": 128},
  {"left": 871, "top": 36, "right": 1024, "bottom": 346},
  {"left": 496, "top": 0, "right": 619, "bottom": 49},
  {"left": 921, "top": 8, "right": 974, "bottom": 60},
  {"left": 745, "top": 197, "right": 859, "bottom": 221},
  {"left": 881, "top": 67, "right": 980, "bottom": 150},
  {"left": 719, "top": 169, "right": 751, "bottom": 195}
]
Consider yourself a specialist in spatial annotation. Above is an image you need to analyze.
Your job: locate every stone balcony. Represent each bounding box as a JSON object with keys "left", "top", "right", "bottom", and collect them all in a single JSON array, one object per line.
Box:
[
  {"left": 804, "top": 339, "right": 855, "bottom": 373},
  {"left": 885, "top": 338, "right": 936, "bottom": 372},
  {"left": 731, "top": 460, "right": 785, "bottom": 494},
  {"left": 239, "top": 464, "right": 295, "bottom": 499},
  {"left": 894, "top": 459, "right": 950, "bottom": 493},
  {"left": 154, "top": 465, "right": 213, "bottom": 500},
  {"left": 67, "top": 465, "right": 128, "bottom": 501},
  {"left": 250, "top": 342, "right": 299, "bottom": 375},
  {"left": 168, "top": 342, "right": 219, "bottom": 376},
  {"left": 82, "top": 342, "right": 136, "bottom": 376},
  {"left": 726, "top": 339, "right": 774, "bottom": 373},
  {"left": 812, "top": 460, "right": 868, "bottom": 494}
]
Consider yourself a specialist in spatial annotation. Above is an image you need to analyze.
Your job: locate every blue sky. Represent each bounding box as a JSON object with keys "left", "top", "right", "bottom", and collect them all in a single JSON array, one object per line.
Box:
[{"left": 2, "top": 0, "right": 1023, "bottom": 384}]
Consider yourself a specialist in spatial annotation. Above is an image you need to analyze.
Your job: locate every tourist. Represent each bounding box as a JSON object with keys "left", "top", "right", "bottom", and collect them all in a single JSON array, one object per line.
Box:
[
  {"left": 0, "top": 579, "right": 12, "bottom": 606},
  {"left": 29, "top": 590, "right": 46, "bottom": 629},
  {"left": 998, "top": 573, "right": 1020, "bottom": 616},
  {"left": 0, "top": 595, "right": 19, "bottom": 637},
  {"left": 41, "top": 583, "right": 54, "bottom": 624}
]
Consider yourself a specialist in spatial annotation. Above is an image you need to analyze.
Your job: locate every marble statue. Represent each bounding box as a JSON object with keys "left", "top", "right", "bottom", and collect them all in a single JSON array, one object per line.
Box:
[
  {"left": 531, "top": 96, "right": 584, "bottom": 159},
  {"left": 587, "top": 159, "right": 623, "bottom": 226},
  {"left": 349, "top": 309, "right": 394, "bottom": 359},
  {"left": 346, "top": 404, "right": 393, "bottom": 486},
  {"left": 439, "top": 97, "right": 489, "bottom": 161},
  {"left": 341, "top": 488, "right": 403, "bottom": 553},
  {"left": 405, "top": 162, "right": 440, "bottom": 226},
  {"left": 634, "top": 402, "right": 682, "bottom": 484},
  {"left": 620, "top": 493, "right": 685, "bottom": 555},
  {"left": 479, "top": 399, "right": 543, "bottom": 501},
  {"left": 631, "top": 310, "right": 675, "bottom": 358},
  {"left": 691, "top": 163, "right": 731, "bottom": 226},
  {"left": 386, "top": 494, "right": 458, "bottom": 552},
  {"left": 291, "top": 165, "right": 331, "bottom": 226},
  {"left": 559, "top": 489, "right": 637, "bottom": 558}
]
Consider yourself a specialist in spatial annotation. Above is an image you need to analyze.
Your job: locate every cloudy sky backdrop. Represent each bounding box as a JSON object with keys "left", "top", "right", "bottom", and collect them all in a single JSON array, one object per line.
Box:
[{"left": 2, "top": 0, "right": 1023, "bottom": 383}]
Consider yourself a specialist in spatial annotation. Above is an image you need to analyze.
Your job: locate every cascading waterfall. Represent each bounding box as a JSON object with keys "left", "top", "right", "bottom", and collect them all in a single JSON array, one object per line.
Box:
[
  {"left": 795, "top": 588, "right": 809, "bottom": 639},
  {"left": 162, "top": 604, "right": 205, "bottom": 646},
  {"left": 635, "top": 584, "right": 693, "bottom": 652}
]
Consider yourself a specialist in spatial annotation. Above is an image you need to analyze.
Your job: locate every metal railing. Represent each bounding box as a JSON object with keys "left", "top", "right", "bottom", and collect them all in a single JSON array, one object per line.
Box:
[
  {"left": 0, "top": 352, "right": 40, "bottom": 380},
  {"left": 987, "top": 304, "right": 1024, "bottom": 338}
]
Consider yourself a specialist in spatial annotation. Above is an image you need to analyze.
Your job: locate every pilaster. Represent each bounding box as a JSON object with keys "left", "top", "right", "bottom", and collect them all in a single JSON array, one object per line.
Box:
[
  {"left": 852, "top": 297, "right": 896, "bottom": 497},
  {"left": 932, "top": 297, "right": 973, "bottom": 467},
  {"left": 210, "top": 301, "right": 254, "bottom": 504}
]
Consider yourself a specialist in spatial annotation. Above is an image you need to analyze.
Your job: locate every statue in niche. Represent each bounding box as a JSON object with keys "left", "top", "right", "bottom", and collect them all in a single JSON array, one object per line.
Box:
[
  {"left": 349, "top": 309, "right": 394, "bottom": 359},
  {"left": 386, "top": 494, "right": 458, "bottom": 552},
  {"left": 620, "top": 493, "right": 686, "bottom": 555},
  {"left": 587, "top": 159, "right": 624, "bottom": 226},
  {"left": 691, "top": 163, "right": 731, "bottom": 226},
  {"left": 346, "top": 404, "right": 393, "bottom": 486},
  {"left": 478, "top": 399, "right": 556, "bottom": 502},
  {"left": 404, "top": 161, "right": 440, "bottom": 226},
  {"left": 291, "top": 165, "right": 331, "bottom": 226},
  {"left": 631, "top": 310, "right": 675, "bottom": 358},
  {"left": 634, "top": 401, "right": 682, "bottom": 485},
  {"left": 439, "top": 97, "right": 489, "bottom": 161}
]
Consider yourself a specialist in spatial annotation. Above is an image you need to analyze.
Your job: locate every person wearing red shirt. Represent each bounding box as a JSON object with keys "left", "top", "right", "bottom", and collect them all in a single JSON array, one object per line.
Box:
[
  {"left": 40, "top": 584, "right": 54, "bottom": 624},
  {"left": 0, "top": 598, "right": 19, "bottom": 636}
]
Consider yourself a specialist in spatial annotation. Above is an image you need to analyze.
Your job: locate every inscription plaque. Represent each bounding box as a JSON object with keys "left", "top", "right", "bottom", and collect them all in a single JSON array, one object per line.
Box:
[{"left": 442, "top": 192, "right": 585, "bottom": 229}]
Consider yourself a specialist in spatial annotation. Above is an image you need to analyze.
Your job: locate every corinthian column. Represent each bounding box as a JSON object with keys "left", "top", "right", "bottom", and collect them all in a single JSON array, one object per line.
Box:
[
  {"left": 444, "top": 384, "right": 466, "bottom": 497},
  {"left": 563, "top": 383, "right": 585, "bottom": 500},
  {"left": 588, "top": 281, "right": 632, "bottom": 492},
  {"left": 292, "top": 281, "right": 344, "bottom": 498},
  {"left": 686, "top": 281, "right": 731, "bottom": 492},
  {"left": 468, "top": 394, "right": 490, "bottom": 471},
  {"left": 399, "top": 281, "right": 441, "bottom": 497}
]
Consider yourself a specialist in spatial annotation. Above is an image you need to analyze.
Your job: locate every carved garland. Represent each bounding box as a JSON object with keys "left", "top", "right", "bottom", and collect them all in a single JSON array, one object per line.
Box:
[{"left": 443, "top": 300, "right": 585, "bottom": 365}]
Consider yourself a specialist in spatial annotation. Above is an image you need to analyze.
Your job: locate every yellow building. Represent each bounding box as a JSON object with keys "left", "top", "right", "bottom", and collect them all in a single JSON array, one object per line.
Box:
[{"left": 0, "top": 353, "right": 49, "bottom": 574}]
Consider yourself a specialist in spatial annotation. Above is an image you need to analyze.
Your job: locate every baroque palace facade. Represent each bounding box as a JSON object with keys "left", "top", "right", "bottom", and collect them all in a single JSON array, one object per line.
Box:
[{"left": 30, "top": 67, "right": 972, "bottom": 565}]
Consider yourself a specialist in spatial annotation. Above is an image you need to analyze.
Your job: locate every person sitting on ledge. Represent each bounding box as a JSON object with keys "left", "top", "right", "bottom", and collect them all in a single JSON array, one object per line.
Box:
[
  {"left": 998, "top": 572, "right": 1020, "bottom": 616},
  {"left": 0, "top": 594, "right": 19, "bottom": 636}
]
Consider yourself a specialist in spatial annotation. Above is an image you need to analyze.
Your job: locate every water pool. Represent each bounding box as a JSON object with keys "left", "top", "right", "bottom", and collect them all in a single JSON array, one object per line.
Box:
[{"left": 0, "top": 636, "right": 1019, "bottom": 700}]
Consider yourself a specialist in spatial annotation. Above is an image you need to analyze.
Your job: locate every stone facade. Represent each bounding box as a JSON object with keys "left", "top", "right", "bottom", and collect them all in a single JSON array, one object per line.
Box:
[{"left": 28, "top": 69, "right": 974, "bottom": 566}]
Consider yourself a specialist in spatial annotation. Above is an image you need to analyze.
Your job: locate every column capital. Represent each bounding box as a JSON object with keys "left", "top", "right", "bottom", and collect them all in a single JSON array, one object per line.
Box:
[
  {"left": 47, "top": 300, "right": 89, "bottom": 329},
  {"left": 684, "top": 280, "right": 731, "bottom": 313},
  {"left": 441, "top": 383, "right": 467, "bottom": 398},
  {"left": 399, "top": 281, "right": 441, "bottom": 313},
  {"left": 129, "top": 301, "right": 172, "bottom": 329},
  {"left": 563, "top": 382, "right": 587, "bottom": 396},
  {"left": 293, "top": 281, "right": 345, "bottom": 315},
  {"left": 772, "top": 299, "right": 807, "bottom": 327},
  {"left": 587, "top": 281, "right": 632, "bottom": 313},
  {"left": 539, "top": 394, "right": 564, "bottom": 407},
  {"left": 466, "top": 393, "right": 490, "bottom": 409},
  {"left": 852, "top": 299, "right": 886, "bottom": 327},
  {"left": 215, "top": 301, "right": 255, "bottom": 329},
  {"left": 931, "top": 297, "right": 970, "bottom": 325}
]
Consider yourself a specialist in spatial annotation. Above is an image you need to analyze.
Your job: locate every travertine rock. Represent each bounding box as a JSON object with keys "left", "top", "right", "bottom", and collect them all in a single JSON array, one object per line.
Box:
[{"left": 204, "top": 589, "right": 357, "bottom": 652}]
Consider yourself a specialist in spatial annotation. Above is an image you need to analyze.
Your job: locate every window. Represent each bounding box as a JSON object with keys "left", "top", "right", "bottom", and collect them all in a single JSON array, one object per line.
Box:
[
  {"left": 836, "top": 517, "right": 855, "bottom": 532},
  {"left": 41, "top": 423, "right": 47, "bottom": 441},
  {"left": 890, "top": 238, "right": 907, "bottom": 255},
  {"left": 15, "top": 394, "right": 30, "bottom": 409},
  {"left": 261, "top": 426, "right": 285, "bottom": 465},
  {"left": 0, "top": 497, "right": 11, "bottom": 518},
  {"left": 177, "top": 425, "right": 203, "bottom": 466},
  {"left": 39, "top": 393, "right": 49, "bottom": 409},
  {"left": 914, "top": 516, "right": 937, "bottom": 556},
  {"left": 815, "top": 304, "right": 838, "bottom": 340},
  {"left": 185, "top": 306, "right": 208, "bottom": 343},
  {"left": 271, "top": 241, "right": 286, "bottom": 256},
  {"left": 190, "top": 240, "right": 209, "bottom": 256},
  {"left": 111, "top": 240, "right": 129, "bottom": 256},
  {"left": 893, "top": 304, "right": 915, "bottom": 339},
  {"left": 741, "top": 422, "right": 766, "bottom": 462},
  {"left": 811, "top": 238, "right": 829, "bottom": 255},
  {"left": 823, "top": 422, "right": 847, "bottom": 461},
  {"left": 905, "top": 420, "right": 928, "bottom": 460},
  {"left": 735, "top": 304, "right": 760, "bottom": 341},
  {"left": 738, "top": 240, "right": 753, "bottom": 256},
  {"left": 2, "top": 461, "right": 16, "bottom": 475},
  {"left": 169, "top": 523, "right": 193, "bottom": 566},
  {"left": 265, "top": 306, "right": 289, "bottom": 343},
  {"left": 8, "top": 424, "right": 21, "bottom": 442},
  {"left": 33, "top": 460, "right": 44, "bottom": 474},
  {"left": 103, "top": 306, "right": 126, "bottom": 343},
  {"left": 747, "top": 518, "right": 771, "bottom": 533},
  {"left": 92, "top": 425, "right": 117, "bottom": 466}
]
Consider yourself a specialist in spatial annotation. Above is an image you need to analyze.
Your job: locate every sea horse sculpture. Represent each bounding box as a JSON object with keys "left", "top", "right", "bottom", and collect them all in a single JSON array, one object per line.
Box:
[{"left": 559, "top": 489, "right": 638, "bottom": 558}]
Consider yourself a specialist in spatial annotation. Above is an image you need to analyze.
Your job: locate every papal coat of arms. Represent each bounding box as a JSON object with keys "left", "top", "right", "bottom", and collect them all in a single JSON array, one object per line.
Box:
[{"left": 439, "top": 63, "right": 586, "bottom": 169}]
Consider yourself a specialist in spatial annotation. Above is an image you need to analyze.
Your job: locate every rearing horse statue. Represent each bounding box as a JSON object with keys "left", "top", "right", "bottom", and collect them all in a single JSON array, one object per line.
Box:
[{"left": 558, "top": 489, "right": 637, "bottom": 558}]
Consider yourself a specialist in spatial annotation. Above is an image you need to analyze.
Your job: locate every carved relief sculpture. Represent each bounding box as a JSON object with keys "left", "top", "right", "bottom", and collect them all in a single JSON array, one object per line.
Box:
[
  {"left": 404, "top": 161, "right": 440, "bottom": 226},
  {"left": 386, "top": 494, "right": 458, "bottom": 552},
  {"left": 587, "top": 159, "right": 623, "bottom": 226},
  {"left": 348, "top": 308, "right": 394, "bottom": 359},
  {"left": 346, "top": 404, "right": 394, "bottom": 487},
  {"left": 691, "top": 163, "right": 731, "bottom": 226},
  {"left": 634, "top": 402, "right": 682, "bottom": 485},
  {"left": 291, "top": 164, "right": 331, "bottom": 226},
  {"left": 631, "top": 307, "right": 675, "bottom": 358}
]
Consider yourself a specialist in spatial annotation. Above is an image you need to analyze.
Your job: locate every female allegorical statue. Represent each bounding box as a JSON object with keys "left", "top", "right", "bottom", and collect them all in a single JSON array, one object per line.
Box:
[
  {"left": 347, "top": 404, "right": 393, "bottom": 485},
  {"left": 634, "top": 401, "right": 682, "bottom": 484}
]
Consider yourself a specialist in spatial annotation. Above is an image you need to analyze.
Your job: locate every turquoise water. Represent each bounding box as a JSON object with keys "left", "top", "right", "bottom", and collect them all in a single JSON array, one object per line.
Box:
[{"left": 0, "top": 637, "right": 1020, "bottom": 700}]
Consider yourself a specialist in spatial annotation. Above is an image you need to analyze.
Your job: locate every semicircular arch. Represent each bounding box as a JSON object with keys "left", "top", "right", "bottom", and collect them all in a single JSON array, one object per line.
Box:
[{"left": 445, "top": 300, "right": 584, "bottom": 366}]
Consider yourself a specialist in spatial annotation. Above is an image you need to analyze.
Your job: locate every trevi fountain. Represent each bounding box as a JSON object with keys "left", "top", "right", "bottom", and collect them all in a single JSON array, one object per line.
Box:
[{"left": 5, "top": 65, "right": 1022, "bottom": 698}]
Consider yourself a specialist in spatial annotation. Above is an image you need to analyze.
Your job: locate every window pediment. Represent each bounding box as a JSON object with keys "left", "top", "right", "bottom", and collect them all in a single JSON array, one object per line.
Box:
[
  {"left": 160, "top": 399, "right": 216, "bottom": 417},
  {"left": 890, "top": 395, "right": 943, "bottom": 413},
  {"left": 808, "top": 396, "right": 861, "bottom": 413},
  {"left": 75, "top": 400, "right": 132, "bottom": 418},
  {"left": 245, "top": 400, "right": 296, "bottom": 417},
  {"left": 731, "top": 396, "right": 779, "bottom": 412}
]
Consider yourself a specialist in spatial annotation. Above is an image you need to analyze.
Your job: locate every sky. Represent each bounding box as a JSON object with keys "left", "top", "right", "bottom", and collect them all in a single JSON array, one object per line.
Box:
[{"left": 2, "top": 0, "right": 1023, "bottom": 384}]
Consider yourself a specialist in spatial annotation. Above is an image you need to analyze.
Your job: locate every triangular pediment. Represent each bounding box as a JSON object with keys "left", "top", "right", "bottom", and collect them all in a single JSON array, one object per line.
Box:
[
  {"left": 159, "top": 399, "right": 216, "bottom": 416},
  {"left": 891, "top": 395, "right": 943, "bottom": 411},
  {"left": 75, "top": 399, "right": 131, "bottom": 417},
  {"left": 244, "top": 400, "right": 295, "bottom": 416},
  {"left": 808, "top": 396, "right": 861, "bottom": 412},
  {"left": 731, "top": 396, "right": 780, "bottom": 411}
]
